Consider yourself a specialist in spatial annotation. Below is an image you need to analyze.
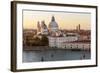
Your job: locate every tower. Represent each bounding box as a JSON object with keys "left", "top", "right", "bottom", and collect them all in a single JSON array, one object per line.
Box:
[
  {"left": 37, "top": 21, "right": 41, "bottom": 32},
  {"left": 40, "top": 20, "right": 48, "bottom": 35},
  {"left": 78, "top": 24, "right": 80, "bottom": 31},
  {"left": 76, "top": 24, "right": 81, "bottom": 32}
]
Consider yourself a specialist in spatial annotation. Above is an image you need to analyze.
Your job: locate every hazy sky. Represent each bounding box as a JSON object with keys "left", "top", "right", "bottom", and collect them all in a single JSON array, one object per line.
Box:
[{"left": 23, "top": 10, "right": 91, "bottom": 30}]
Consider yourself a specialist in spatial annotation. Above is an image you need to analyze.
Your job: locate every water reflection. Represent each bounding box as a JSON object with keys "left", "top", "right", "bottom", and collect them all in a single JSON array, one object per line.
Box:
[{"left": 23, "top": 49, "right": 90, "bottom": 62}]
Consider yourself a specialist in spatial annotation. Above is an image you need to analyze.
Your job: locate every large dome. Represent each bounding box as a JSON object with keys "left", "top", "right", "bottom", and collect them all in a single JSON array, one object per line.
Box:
[
  {"left": 49, "top": 16, "right": 59, "bottom": 32},
  {"left": 49, "top": 21, "right": 58, "bottom": 28}
]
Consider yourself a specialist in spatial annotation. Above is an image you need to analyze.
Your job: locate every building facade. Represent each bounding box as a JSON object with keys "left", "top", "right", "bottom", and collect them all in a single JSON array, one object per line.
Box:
[
  {"left": 48, "top": 34, "right": 78, "bottom": 48},
  {"left": 63, "top": 40, "right": 90, "bottom": 50}
]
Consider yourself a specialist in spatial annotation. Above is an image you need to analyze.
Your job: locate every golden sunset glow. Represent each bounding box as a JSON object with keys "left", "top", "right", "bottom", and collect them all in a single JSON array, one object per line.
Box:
[{"left": 23, "top": 10, "right": 91, "bottom": 30}]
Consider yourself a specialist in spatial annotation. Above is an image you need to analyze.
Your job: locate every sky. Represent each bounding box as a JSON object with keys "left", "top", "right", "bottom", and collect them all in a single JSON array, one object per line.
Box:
[{"left": 23, "top": 10, "right": 91, "bottom": 30}]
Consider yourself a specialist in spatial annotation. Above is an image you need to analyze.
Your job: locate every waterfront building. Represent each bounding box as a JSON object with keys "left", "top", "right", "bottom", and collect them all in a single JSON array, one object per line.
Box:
[
  {"left": 48, "top": 33, "right": 78, "bottom": 48},
  {"left": 63, "top": 40, "right": 90, "bottom": 50},
  {"left": 48, "top": 36, "right": 90, "bottom": 50}
]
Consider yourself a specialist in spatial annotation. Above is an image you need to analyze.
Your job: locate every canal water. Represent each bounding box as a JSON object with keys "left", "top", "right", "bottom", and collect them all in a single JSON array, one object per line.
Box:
[{"left": 23, "top": 49, "right": 90, "bottom": 62}]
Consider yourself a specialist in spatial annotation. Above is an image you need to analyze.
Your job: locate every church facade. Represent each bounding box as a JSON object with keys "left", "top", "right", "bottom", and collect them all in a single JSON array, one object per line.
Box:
[
  {"left": 36, "top": 16, "right": 80, "bottom": 49},
  {"left": 37, "top": 16, "right": 59, "bottom": 36}
]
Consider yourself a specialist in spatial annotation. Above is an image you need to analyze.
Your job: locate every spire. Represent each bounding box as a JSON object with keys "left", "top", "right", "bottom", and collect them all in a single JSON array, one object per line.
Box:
[
  {"left": 51, "top": 16, "right": 55, "bottom": 21},
  {"left": 37, "top": 21, "right": 40, "bottom": 28},
  {"left": 37, "top": 21, "right": 41, "bottom": 32},
  {"left": 76, "top": 24, "right": 81, "bottom": 32},
  {"left": 78, "top": 24, "right": 80, "bottom": 30}
]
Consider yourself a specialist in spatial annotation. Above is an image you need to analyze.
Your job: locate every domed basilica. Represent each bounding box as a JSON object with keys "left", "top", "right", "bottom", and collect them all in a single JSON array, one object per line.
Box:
[{"left": 37, "top": 16, "right": 60, "bottom": 36}]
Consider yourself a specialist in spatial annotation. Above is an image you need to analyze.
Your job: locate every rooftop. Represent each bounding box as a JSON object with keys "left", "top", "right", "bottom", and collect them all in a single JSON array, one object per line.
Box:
[{"left": 63, "top": 40, "right": 91, "bottom": 44}]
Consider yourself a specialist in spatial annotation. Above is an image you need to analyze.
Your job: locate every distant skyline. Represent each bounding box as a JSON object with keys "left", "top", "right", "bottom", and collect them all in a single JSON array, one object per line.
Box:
[{"left": 23, "top": 10, "right": 91, "bottom": 30}]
